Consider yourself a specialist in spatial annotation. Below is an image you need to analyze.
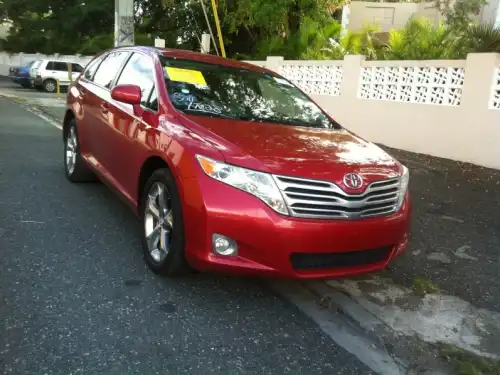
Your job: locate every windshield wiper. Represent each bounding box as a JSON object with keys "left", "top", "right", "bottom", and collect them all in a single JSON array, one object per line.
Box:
[
  {"left": 179, "top": 108, "right": 237, "bottom": 120},
  {"left": 243, "top": 115, "right": 327, "bottom": 128}
]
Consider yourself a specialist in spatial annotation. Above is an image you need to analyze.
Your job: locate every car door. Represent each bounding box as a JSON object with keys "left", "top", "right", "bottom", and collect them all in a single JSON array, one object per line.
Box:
[
  {"left": 80, "top": 51, "right": 131, "bottom": 178},
  {"left": 76, "top": 55, "right": 106, "bottom": 160},
  {"left": 51, "top": 61, "right": 69, "bottom": 85},
  {"left": 104, "top": 52, "right": 161, "bottom": 197},
  {"left": 71, "top": 63, "right": 84, "bottom": 83}
]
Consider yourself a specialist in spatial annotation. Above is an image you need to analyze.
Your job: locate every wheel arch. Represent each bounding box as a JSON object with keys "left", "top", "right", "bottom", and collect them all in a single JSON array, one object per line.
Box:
[
  {"left": 62, "top": 110, "right": 75, "bottom": 141},
  {"left": 137, "top": 156, "right": 173, "bottom": 206},
  {"left": 43, "top": 77, "right": 57, "bottom": 85}
]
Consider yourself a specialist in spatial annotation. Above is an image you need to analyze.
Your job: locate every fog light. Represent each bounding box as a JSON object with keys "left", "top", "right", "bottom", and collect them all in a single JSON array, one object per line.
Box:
[{"left": 212, "top": 234, "right": 238, "bottom": 256}]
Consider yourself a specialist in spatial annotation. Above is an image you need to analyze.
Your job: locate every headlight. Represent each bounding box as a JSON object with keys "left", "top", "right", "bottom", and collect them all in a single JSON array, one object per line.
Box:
[
  {"left": 196, "top": 155, "right": 289, "bottom": 215},
  {"left": 396, "top": 165, "right": 409, "bottom": 211}
]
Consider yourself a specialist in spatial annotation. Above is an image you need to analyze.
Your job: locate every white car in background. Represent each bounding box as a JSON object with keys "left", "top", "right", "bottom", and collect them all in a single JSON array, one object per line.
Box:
[{"left": 31, "top": 59, "right": 84, "bottom": 92}]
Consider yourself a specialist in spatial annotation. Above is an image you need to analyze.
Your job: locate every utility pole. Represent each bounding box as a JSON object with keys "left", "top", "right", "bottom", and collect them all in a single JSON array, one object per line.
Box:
[
  {"left": 200, "top": 33, "right": 211, "bottom": 53},
  {"left": 114, "top": 0, "right": 134, "bottom": 47}
]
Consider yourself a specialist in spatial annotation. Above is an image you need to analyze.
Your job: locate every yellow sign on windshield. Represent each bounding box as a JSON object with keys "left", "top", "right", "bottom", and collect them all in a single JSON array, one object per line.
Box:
[{"left": 165, "top": 67, "right": 207, "bottom": 86}]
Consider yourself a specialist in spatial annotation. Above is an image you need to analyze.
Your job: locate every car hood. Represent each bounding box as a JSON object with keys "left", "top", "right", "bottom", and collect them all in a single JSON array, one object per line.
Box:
[{"left": 180, "top": 115, "right": 402, "bottom": 186}]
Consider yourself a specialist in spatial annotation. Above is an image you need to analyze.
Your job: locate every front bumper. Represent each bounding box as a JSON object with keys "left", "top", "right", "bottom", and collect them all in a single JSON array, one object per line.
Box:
[{"left": 181, "top": 173, "right": 411, "bottom": 279}]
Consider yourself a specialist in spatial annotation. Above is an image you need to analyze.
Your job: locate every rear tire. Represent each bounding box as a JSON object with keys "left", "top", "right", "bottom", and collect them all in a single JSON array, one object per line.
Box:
[
  {"left": 64, "top": 119, "right": 95, "bottom": 182},
  {"left": 140, "top": 168, "right": 191, "bottom": 277}
]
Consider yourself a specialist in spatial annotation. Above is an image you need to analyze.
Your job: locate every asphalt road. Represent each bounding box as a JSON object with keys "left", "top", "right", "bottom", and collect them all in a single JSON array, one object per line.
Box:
[
  {"left": 0, "top": 98, "right": 371, "bottom": 374},
  {"left": 0, "top": 75, "right": 66, "bottom": 97}
]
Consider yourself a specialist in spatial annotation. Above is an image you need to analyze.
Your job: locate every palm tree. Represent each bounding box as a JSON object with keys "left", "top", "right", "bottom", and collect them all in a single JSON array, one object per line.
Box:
[
  {"left": 382, "top": 17, "right": 461, "bottom": 60},
  {"left": 459, "top": 23, "right": 500, "bottom": 55}
]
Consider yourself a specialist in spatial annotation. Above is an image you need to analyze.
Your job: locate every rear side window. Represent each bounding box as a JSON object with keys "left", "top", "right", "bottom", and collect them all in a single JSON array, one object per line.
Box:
[
  {"left": 92, "top": 51, "right": 129, "bottom": 89},
  {"left": 53, "top": 62, "right": 68, "bottom": 71},
  {"left": 72, "top": 64, "right": 84, "bottom": 73},
  {"left": 115, "top": 53, "right": 157, "bottom": 111},
  {"left": 46, "top": 61, "right": 55, "bottom": 70}
]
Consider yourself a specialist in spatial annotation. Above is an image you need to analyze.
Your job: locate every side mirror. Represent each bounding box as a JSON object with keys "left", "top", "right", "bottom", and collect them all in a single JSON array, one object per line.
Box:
[{"left": 111, "top": 84, "right": 141, "bottom": 105}]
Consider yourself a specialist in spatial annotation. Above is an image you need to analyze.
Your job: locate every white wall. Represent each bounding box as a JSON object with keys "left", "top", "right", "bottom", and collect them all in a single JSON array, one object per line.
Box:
[
  {"left": 480, "top": 0, "right": 500, "bottom": 26},
  {"left": 248, "top": 54, "right": 500, "bottom": 170},
  {"left": 348, "top": 0, "right": 499, "bottom": 32},
  {"left": 347, "top": 1, "right": 442, "bottom": 32},
  {"left": 0, "top": 52, "right": 94, "bottom": 76}
]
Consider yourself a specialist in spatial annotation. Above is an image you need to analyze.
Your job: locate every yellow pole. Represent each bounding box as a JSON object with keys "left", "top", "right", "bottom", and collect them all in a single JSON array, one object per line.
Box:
[
  {"left": 67, "top": 62, "right": 73, "bottom": 84},
  {"left": 57, "top": 80, "right": 60, "bottom": 98},
  {"left": 210, "top": 0, "right": 226, "bottom": 57}
]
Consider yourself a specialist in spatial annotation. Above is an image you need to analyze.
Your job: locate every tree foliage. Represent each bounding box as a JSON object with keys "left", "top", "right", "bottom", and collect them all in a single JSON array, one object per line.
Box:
[
  {"left": 436, "top": 0, "right": 487, "bottom": 30},
  {"left": 0, "top": 0, "right": 346, "bottom": 56},
  {"left": 383, "top": 18, "right": 458, "bottom": 60},
  {"left": 1, "top": 0, "right": 499, "bottom": 60}
]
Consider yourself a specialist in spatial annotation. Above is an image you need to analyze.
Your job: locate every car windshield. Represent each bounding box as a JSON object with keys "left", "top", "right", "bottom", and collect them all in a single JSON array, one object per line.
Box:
[{"left": 159, "top": 56, "right": 340, "bottom": 129}]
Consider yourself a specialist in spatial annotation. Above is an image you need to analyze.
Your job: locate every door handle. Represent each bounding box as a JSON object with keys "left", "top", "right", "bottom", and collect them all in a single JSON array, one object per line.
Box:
[{"left": 100, "top": 102, "right": 109, "bottom": 114}]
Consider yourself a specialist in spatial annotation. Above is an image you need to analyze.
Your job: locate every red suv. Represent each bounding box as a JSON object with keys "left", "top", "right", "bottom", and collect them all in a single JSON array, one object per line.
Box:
[{"left": 63, "top": 46, "right": 411, "bottom": 278}]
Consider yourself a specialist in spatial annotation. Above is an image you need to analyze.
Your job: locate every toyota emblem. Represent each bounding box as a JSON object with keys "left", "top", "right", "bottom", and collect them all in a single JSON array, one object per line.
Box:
[{"left": 343, "top": 173, "right": 364, "bottom": 189}]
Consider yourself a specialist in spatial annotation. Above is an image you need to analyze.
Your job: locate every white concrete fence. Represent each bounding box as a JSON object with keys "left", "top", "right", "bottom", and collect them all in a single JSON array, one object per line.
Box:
[
  {"left": 2, "top": 51, "right": 500, "bottom": 169},
  {"left": 247, "top": 53, "right": 500, "bottom": 170},
  {"left": 0, "top": 52, "right": 94, "bottom": 76}
]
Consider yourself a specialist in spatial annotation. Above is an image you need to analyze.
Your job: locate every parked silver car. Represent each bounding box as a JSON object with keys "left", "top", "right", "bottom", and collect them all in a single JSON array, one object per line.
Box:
[{"left": 30, "top": 59, "right": 84, "bottom": 92}]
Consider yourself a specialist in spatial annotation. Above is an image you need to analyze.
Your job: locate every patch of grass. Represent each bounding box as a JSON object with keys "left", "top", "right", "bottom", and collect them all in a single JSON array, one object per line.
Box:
[
  {"left": 11, "top": 96, "right": 27, "bottom": 104},
  {"left": 413, "top": 276, "right": 441, "bottom": 296},
  {"left": 438, "top": 343, "right": 500, "bottom": 375}
]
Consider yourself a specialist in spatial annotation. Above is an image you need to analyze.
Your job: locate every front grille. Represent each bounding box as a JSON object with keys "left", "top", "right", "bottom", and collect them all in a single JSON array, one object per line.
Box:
[
  {"left": 274, "top": 175, "right": 401, "bottom": 219},
  {"left": 290, "top": 247, "right": 392, "bottom": 271}
]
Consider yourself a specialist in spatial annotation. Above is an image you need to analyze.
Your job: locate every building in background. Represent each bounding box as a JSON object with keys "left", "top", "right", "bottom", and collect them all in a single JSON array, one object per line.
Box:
[
  {"left": 479, "top": 0, "right": 500, "bottom": 27},
  {"left": 347, "top": 1, "right": 441, "bottom": 33},
  {"left": 344, "top": 0, "right": 500, "bottom": 35}
]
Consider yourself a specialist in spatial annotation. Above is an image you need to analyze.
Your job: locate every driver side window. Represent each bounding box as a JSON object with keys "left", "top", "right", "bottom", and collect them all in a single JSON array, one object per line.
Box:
[
  {"left": 84, "top": 56, "right": 105, "bottom": 81},
  {"left": 116, "top": 53, "right": 158, "bottom": 111}
]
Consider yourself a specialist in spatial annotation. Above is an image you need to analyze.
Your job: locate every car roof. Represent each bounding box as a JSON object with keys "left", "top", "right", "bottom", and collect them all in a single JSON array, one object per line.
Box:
[
  {"left": 40, "top": 59, "right": 82, "bottom": 64},
  {"left": 106, "top": 46, "right": 272, "bottom": 74}
]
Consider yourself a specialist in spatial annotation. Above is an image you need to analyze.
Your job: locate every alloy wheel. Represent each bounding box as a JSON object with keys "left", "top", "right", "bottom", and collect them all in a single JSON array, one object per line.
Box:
[
  {"left": 66, "top": 127, "right": 77, "bottom": 175},
  {"left": 144, "top": 182, "right": 173, "bottom": 264},
  {"left": 45, "top": 81, "right": 56, "bottom": 92}
]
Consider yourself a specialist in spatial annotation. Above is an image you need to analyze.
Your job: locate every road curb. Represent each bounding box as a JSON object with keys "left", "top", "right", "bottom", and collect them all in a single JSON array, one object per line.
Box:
[
  {"left": 0, "top": 91, "right": 62, "bottom": 129},
  {"left": 292, "top": 277, "right": 500, "bottom": 374}
]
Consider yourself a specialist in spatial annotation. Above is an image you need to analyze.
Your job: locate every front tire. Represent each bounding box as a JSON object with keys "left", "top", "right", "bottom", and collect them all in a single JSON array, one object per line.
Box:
[
  {"left": 64, "top": 119, "right": 94, "bottom": 182},
  {"left": 43, "top": 79, "right": 57, "bottom": 93},
  {"left": 140, "top": 168, "right": 190, "bottom": 276}
]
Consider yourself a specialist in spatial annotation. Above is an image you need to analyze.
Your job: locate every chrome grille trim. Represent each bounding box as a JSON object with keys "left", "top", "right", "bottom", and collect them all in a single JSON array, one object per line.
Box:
[{"left": 274, "top": 175, "right": 401, "bottom": 220}]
